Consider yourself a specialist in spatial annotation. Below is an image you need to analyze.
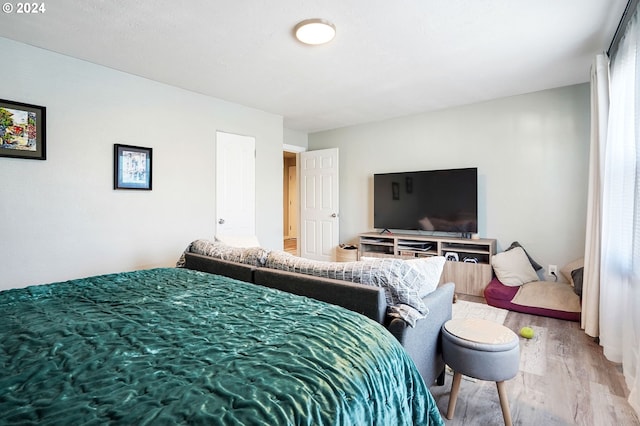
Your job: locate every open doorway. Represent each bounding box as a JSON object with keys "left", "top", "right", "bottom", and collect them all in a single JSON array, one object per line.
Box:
[{"left": 283, "top": 151, "right": 298, "bottom": 255}]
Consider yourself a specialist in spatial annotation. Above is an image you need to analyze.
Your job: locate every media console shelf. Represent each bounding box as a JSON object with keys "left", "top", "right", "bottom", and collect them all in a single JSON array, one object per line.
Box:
[{"left": 359, "top": 232, "right": 497, "bottom": 296}]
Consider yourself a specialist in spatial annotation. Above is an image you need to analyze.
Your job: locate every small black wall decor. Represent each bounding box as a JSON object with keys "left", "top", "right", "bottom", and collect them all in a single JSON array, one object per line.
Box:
[{"left": 114, "top": 144, "right": 153, "bottom": 190}]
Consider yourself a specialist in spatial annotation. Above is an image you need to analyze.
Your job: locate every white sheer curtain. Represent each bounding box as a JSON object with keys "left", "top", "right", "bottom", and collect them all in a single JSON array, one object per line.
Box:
[
  {"left": 585, "top": 2, "right": 640, "bottom": 415},
  {"left": 582, "top": 54, "right": 609, "bottom": 337}
]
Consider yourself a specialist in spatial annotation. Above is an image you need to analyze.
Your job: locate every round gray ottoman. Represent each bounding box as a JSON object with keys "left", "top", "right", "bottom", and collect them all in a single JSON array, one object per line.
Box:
[{"left": 442, "top": 318, "right": 520, "bottom": 426}]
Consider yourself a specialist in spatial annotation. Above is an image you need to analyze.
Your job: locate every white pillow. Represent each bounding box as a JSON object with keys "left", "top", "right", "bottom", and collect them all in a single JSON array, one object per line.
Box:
[
  {"left": 561, "top": 258, "right": 584, "bottom": 286},
  {"left": 404, "top": 256, "right": 446, "bottom": 298},
  {"left": 214, "top": 234, "right": 261, "bottom": 248},
  {"left": 491, "top": 246, "right": 539, "bottom": 287}
]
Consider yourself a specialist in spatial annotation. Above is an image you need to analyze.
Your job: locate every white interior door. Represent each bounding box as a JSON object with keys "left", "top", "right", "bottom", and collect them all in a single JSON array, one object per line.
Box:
[
  {"left": 300, "top": 148, "right": 339, "bottom": 261},
  {"left": 215, "top": 131, "right": 255, "bottom": 238}
]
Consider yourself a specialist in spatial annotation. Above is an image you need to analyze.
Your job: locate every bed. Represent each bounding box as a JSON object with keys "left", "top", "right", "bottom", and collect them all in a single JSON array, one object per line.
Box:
[{"left": 0, "top": 268, "right": 443, "bottom": 425}]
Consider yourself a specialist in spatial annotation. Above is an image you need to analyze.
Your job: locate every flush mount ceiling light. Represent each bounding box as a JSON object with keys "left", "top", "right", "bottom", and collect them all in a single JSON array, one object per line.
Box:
[{"left": 294, "top": 18, "right": 336, "bottom": 45}]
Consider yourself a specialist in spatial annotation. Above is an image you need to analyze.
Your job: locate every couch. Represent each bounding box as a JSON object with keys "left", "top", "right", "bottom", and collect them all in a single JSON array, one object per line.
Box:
[{"left": 182, "top": 251, "right": 455, "bottom": 387}]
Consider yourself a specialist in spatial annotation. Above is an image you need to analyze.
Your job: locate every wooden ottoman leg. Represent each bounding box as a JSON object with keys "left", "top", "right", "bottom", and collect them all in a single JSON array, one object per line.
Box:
[
  {"left": 446, "top": 371, "right": 462, "bottom": 419},
  {"left": 496, "top": 381, "right": 512, "bottom": 426}
]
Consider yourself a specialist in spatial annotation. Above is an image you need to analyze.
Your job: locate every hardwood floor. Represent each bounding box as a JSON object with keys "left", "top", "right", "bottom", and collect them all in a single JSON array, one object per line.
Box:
[
  {"left": 284, "top": 238, "right": 296, "bottom": 255},
  {"left": 430, "top": 296, "right": 640, "bottom": 425}
]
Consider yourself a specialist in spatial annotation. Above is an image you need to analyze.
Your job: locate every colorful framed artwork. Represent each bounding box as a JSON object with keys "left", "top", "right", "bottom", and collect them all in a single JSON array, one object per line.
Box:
[
  {"left": 114, "top": 144, "right": 153, "bottom": 190},
  {"left": 0, "top": 99, "right": 46, "bottom": 160}
]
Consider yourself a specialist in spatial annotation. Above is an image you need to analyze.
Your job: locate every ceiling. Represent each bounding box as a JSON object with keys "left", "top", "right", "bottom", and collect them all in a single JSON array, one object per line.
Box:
[{"left": 0, "top": 0, "right": 627, "bottom": 133}]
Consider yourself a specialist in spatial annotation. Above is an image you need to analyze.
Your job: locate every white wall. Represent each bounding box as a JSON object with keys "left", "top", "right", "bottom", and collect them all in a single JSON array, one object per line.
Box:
[
  {"left": 309, "top": 84, "right": 590, "bottom": 276},
  {"left": 283, "top": 127, "right": 308, "bottom": 149},
  {"left": 0, "top": 38, "right": 284, "bottom": 290}
]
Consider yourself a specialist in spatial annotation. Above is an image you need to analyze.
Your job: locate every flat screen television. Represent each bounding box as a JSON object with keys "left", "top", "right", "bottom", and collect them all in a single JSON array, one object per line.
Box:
[{"left": 373, "top": 167, "right": 477, "bottom": 234}]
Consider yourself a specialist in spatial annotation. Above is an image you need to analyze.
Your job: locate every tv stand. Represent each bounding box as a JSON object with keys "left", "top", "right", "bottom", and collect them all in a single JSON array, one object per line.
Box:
[
  {"left": 359, "top": 232, "right": 496, "bottom": 296},
  {"left": 379, "top": 228, "right": 393, "bottom": 235}
]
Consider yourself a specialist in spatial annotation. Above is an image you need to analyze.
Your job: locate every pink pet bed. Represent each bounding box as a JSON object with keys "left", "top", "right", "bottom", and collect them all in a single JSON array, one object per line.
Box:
[{"left": 484, "top": 277, "right": 581, "bottom": 322}]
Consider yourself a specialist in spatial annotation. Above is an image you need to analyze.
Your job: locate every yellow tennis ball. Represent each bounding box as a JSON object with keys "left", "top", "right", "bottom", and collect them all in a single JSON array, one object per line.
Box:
[{"left": 520, "top": 327, "right": 534, "bottom": 339}]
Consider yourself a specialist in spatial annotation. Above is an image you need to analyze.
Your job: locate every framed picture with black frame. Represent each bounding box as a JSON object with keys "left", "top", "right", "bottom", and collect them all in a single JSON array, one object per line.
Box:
[
  {"left": 0, "top": 99, "right": 46, "bottom": 160},
  {"left": 113, "top": 144, "right": 153, "bottom": 190}
]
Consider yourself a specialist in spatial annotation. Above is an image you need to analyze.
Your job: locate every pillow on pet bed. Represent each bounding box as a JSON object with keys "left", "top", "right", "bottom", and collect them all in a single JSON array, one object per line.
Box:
[
  {"left": 560, "top": 258, "right": 585, "bottom": 297},
  {"left": 491, "top": 246, "right": 539, "bottom": 287},
  {"left": 506, "top": 241, "right": 543, "bottom": 270}
]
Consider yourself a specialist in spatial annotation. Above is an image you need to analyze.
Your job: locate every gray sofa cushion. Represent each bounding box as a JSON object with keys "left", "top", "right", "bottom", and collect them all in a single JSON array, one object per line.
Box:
[
  {"left": 183, "top": 253, "right": 256, "bottom": 283},
  {"left": 253, "top": 268, "right": 387, "bottom": 324}
]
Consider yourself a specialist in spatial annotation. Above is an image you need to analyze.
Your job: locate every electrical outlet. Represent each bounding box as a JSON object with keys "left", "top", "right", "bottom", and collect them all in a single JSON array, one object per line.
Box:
[{"left": 548, "top": 264, "right": 558, "bottom": 276}]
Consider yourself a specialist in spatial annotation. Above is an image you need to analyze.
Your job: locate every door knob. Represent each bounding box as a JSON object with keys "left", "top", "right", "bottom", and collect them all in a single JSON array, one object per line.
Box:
[
  {"left": 331, "top": 213, "right": 337, "bottom": 218},
  {"left": 218, "top": 218, "right": 225, "bottom": 224}
]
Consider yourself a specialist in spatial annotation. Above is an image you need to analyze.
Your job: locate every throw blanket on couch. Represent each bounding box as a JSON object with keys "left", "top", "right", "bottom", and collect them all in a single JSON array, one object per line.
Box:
[
  {"left": 264, "top": 250, "right": 430, "bottom": 325},
  {"left": 179, "top": 239, "right": 431, "bottom": 325},
  {"left": 177, "top": 239, "right": 268, "bottom": 267},
  {"left": 0, "top": 268, "right": 443, "bottom": 425}
]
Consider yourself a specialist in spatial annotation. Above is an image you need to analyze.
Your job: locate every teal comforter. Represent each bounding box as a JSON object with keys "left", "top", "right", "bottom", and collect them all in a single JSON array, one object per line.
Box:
[{"left": 0, "top": 268, "right": 443, "bottom": 425}]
